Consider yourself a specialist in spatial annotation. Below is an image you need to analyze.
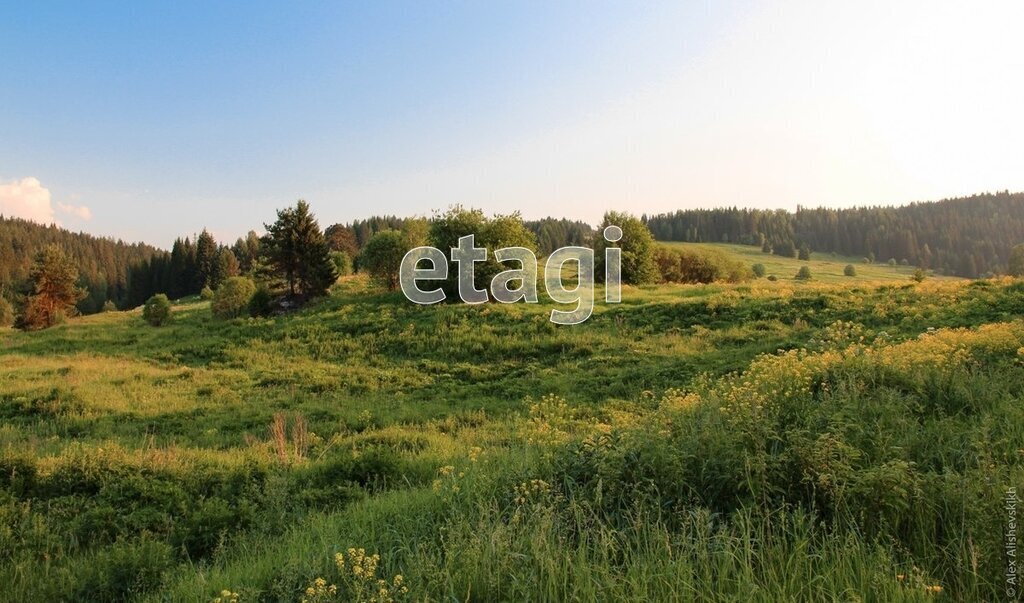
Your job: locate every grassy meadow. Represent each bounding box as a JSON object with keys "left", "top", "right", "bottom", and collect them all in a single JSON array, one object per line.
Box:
[
  {"left": 662, "top": 242, "right": 950, "bottom": 283},
  {"left": 2, "top": 258, "right": 1023, "bottom": 601}
]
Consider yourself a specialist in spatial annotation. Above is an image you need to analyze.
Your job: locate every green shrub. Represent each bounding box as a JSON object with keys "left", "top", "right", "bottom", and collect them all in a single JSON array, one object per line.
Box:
[
  {"left": 653, "top": 246, "right": 750, "bottom": 284},
  {"left": 795, "top": 266, "right": 812, "bottom": 280},
  {"left": 843, "top": 264, "right": 857, "bottom": 277},
  {"left": 248, "top": 286, "right": 275, "bottom": 317},
  {"left": 200, "top": 285, "right": 215, "bottom": 300},
  {"left": 360, "top": 231, "right": 409, "bottom": 291},
  {"left": 101, "top": 300, "right": 117, "bottom": 312},
  {"left": 751, "top": 263, "right": 766, "bottom": 278},
  {"left": 212, "top": 277, "right": 256, "bottom": 319},
  {"left": 142, "top": 294, "right": 171, "bottom": 326},
  {"left": 767, "top": 274, "right": 778, "bottom": 282},
  {"left": 330, "top": 251, "right": 354, "bottom": 276},
  {"left": 173, "top": 496, "right": 251, "bottom": 558},
  {"left": 68, "top": 538, "right": 174, "bottom": 601}
]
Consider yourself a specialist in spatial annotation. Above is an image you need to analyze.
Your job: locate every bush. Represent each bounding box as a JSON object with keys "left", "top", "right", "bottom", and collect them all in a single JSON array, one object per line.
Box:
[
  {"left": 653, "top": 246, "right": 751, "bottom": 284},
  {"left": 752, "top": 263, "right": 766, "bottom": 278},
  {"left": 248, "top": 286, "right": 274, "bottom": 317},
  {"left": 795, "top": 266, "right": 812, "bottom": 280},
  {"left": 142, "top": 294, "right": 171, "bottom": 326},
  {"left": 912, "top": 268, "right": 927, "bottom": 283},
  {"left": 101, "top": 300, "right": 117, "bottom": 312},
  {"left": 68, "top": 538, "right": 174, "bottom": 601},
  {"left": 767, "top": 274, "right": 778, "bottom": 282},
  {"left": 212, "top": 277, "right": 256, "bottom": 319},
  {"left": 200, "top": 286, "right": 214, "bottom": 300},
  {"left": 843, "top": 264, "right": 857, "bottom": 277},
  {"left": 360, "top": 231, "right": 408, "bottom": 291}
]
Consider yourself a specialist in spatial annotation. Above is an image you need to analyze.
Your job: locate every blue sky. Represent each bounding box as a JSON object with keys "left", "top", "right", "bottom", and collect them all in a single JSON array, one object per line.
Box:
[{"left": 2, "top": 1, "right": 1023, "bottom": 247}]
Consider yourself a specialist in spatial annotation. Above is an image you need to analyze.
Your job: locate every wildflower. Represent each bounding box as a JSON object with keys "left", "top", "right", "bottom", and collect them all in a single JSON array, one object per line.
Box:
[{"left": 213, "top": 590, "right": 240, "bottom": 603}]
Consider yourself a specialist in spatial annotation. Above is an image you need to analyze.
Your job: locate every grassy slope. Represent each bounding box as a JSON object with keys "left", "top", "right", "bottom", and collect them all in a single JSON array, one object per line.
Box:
[
  {"left": 660, "top": 241, "right": 951, "bottom": 283},
  {"left": 1, "top": 275, "right": 1022, "bottom": 601}
]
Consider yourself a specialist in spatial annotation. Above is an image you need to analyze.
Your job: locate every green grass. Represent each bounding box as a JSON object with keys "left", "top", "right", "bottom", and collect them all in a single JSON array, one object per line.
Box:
[
  {"left": 1, "top": 275, "right": 1022, "bottom": 601},
  {"left": 661, "top": 241, "right": 951, "bottom": 283}
]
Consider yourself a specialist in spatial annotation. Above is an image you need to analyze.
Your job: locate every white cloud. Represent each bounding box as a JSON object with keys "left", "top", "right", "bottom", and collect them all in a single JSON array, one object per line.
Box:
[
  {"left": 0, "top": 177, "right": 55, "bottom": 224},
  {"left": 57, "top": 202, "right": 92, "bottom": 221},
  {"left": 0, "top": 177, "right": 92, "bottom": 224}
]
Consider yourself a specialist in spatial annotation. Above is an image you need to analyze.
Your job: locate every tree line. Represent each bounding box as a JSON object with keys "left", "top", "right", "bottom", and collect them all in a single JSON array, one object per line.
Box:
[
  {"left": 323, "top": 216, "right": 594, "bottom": 260},
  {"left": 125, "top": 201, "right": 337, "bottom": 309},
  {"left": 10, "top": 201, "right": 338, "bottom": 330},
  {"left": 0, "top": 215, "right": 162, "bottom": 314},
  {"left": 643, "top": 191, "right": 1024, "bottom": 277}
]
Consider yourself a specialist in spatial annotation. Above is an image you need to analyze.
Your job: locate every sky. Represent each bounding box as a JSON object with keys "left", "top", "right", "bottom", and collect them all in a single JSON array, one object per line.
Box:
[{"left": 2, "top": 0, "right": 1023, "bottom": 248}]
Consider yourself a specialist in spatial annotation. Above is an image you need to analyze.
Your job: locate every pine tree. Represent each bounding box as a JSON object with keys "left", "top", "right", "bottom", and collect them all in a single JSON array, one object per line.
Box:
[{"left": 22, "top": 245, "right": 86, "bottom": 329}]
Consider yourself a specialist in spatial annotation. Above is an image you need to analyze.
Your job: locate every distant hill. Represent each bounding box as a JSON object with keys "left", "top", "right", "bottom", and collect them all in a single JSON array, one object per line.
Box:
[
  {"left": 644, "top": 191, "right": 1024, "bottom": 278},
  {"left": 0, "top": 215, "right": 163, "bottom": 313}
]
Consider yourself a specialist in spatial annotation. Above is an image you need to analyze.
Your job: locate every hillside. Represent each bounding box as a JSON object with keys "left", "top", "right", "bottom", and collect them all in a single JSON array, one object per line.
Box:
[
  {"left": 0, "top": 216, "right": 163, "bottom": 313},
  {"left": 662, "top": 241, "right": 957, "bottom": 283},
  {"left": 2, "top": 276, "right": 1022, "bottom": 600},
  {"left": 645, "top": 190, "right": 1024, "bottom": 277}
]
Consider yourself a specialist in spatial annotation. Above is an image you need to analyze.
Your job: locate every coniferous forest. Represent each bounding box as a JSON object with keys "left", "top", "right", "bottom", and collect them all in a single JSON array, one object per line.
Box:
[
  {"left": 644, "top": 191, "right": 1024, "bottom": 277},
  {"left": 0, "top": 216, "right": 162, "bottom": 313}
]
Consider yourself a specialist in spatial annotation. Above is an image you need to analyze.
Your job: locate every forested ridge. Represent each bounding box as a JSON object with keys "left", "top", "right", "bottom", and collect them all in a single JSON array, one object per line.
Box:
[
  {"left": 5, "top": 191, "right": 1024, "bottom": 319},
  {"left": 0, "top": 216, "right": 162, "bottom": 313},
  {"left": 644, "top": 191, "right": 1024, "bottom": 277}
]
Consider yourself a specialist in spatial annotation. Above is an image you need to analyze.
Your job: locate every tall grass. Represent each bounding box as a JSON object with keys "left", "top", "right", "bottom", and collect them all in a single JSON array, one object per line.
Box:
[{"left": 1, "top": 276, "right": 1022, "bottom": 600}]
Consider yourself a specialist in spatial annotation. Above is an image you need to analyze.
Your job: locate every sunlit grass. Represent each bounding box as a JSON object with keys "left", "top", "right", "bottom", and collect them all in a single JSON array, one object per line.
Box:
[{"left": 0, "top": 274, "right": 1021, "bottom": 601}]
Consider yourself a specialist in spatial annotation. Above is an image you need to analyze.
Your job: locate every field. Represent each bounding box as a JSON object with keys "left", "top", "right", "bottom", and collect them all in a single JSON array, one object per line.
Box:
[
  {"left": 2, "top": 266, "right": 1023, "bottom": 601},
  {"left": 661, "top": 242, "right": 949, "bottom": 283}
]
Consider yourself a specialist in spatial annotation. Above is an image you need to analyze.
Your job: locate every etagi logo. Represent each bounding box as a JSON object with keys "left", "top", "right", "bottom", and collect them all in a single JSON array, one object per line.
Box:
[{"left": 400, "top": 226, "right": 624, "bottom": 325}]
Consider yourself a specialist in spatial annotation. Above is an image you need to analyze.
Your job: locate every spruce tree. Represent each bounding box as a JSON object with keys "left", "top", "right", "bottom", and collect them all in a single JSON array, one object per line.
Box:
[
  {"left": 194, "top": 229, "right": 219, "bottom": 289},
  {"left": 264, "top": 200, "right": 337, "bottom": 298}
]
